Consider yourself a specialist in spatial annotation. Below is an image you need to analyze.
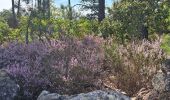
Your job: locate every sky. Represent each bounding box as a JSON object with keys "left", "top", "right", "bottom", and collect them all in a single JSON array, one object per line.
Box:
[
  {"left": 55, "top": 0, "right": 113, "bottom": 7},
  {"left": 0, "top": 0, "right": 114, "bottom": 11}
]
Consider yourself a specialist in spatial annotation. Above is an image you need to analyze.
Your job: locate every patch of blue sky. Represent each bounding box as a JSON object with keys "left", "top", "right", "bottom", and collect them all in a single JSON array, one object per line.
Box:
[
  {"left": 55, "top": 0, "right": 116, "bottom": 7},
  {"left": 0, "top": 0, "right": 117, "bottom": 11}
]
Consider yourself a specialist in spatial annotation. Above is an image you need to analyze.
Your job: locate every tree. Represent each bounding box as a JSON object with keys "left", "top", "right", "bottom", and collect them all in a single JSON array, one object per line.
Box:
[
  {"left": 11, "top": 0, "right": 18, "bottom": 28},
  {"left": 81, "top": 0, "right": 99, "bottom": 19},
  {"left": 81, "top": 0, "right": 105, "bottom": 21},
  {"left": 98, "top": 0, "right": 105, "bottom": 22},
  {"left": 21, "top": 0, "right": 52, "bottom": 44},
  {"left": 0, "top": 10, "right": 13, "bottom": 26},
  {"left": 68, "top": 0, "right": 72, "bottom": 20},
  {"left": 108, "top": 0, "right": 168, "bottom": 41},
  {"left": 59, "top": 4, "right": 81, "bottom": 19},
  {"left": 17, "top": 0, "right": 21, "bottom": 17}
]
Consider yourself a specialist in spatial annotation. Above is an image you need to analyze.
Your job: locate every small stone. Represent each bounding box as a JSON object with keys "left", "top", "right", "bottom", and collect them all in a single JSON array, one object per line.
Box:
[{"left": 152, "top": 71, "right": 166, "bottom": 91}]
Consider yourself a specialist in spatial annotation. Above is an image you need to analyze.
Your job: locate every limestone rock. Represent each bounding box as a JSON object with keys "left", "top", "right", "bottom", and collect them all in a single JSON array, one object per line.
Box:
[
  {"left": 0, "top": 69, "right": 19, "bottom": 100},
  {"left": 37, "top": 90, "right": 130, "bottom": 100}
]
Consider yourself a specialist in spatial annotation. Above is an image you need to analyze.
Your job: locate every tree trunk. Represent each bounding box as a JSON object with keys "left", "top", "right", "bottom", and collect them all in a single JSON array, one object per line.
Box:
[
  {"left": 26, "top": 21, "right": 30, "bottom": 44},
  {"left": 68, "top": 0, "right": 72, "bottom": 20},
  {"left": 11, "top": 0, "right": 17, "bottom": 28},
  {"left": 26, "top": 11, "right": 33, "bottom": 44},
  {"left": 98, "top": 0, "right": 105, "bottom": 22},
  {"left": 17, "top": 0, "right": 21, "bottom": 17},
  {"left": 47, "top": 0, "right": 50, "bottom": 19},
  {"left": 38, "top": 0, "right": 41, "bottom": 10},
  {"left": 141, "top": 25, "right": 148, "bottom": 39}
]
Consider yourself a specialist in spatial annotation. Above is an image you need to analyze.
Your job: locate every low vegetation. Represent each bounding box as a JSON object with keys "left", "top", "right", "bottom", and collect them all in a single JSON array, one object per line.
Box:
[{"left": 0, "top": 0, "right": 169, "bottom": 99}]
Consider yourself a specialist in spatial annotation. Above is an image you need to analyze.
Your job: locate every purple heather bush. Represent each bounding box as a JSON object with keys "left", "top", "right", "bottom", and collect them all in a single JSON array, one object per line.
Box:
[
  {"left": 0, "top": 35, "right": 105, "bottom": 99},
  {"left": 41, "top": 35, "right": 105, "bottom": 94},
  {"left": 0, "top": 41, "right": 51, "bottom": 99},
  {"left": 1, "top": 34, "right": 165, "bottom": 98}
]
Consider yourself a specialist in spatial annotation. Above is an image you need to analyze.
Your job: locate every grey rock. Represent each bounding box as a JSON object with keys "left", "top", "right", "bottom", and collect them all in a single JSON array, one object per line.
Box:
[
  {"left": 162, "top": 59, "right": 170, "bottom": 92},
  {"left": 152, "top": 71, "right": 166, "bottom": 91},
  {"left": 37, "top": 91, "right": 69, "bottom": 100},
  {"left": 37, "top": 90, "right": 130, "bottom": 100},
  {"left": 165, "top": 72, "right": 170, "bottom": 91},
  {"left": 0, "top": 69, "right": 19, "bottom": 100}
]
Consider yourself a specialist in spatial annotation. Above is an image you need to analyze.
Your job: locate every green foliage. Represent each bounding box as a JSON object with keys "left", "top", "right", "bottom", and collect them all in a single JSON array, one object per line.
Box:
[
  {"left": 99, "top": 18, "right": 127, "bottom": 43},
  {"left": 108, "top": 1, "right": 146, "bottom": 39},
  {"left": 0, "top": 17, "right": 22, "bottom": 44},
  {"left": 107, "top": 0, "right": 169, "bottom": 42},
  {"left": 52, "top": 18, "right": 99, "bottom": 38},
  {"left": 150, "top": 0, "right": 170, "bottom": 34},
  {"left": 163, "top": 1, "right": 170, "bottom": 32},
  {"left": 161, "top": 34, "right": 170, "bottom": 55},
  {"left": 0, "top": 0, "right": 169, "bottom": 44},
  {"left": 70, "top": 19, "right": 99, "bottom": 37},
  {"left": 0, "top": 17, "right": 10, "bottom": 43}
]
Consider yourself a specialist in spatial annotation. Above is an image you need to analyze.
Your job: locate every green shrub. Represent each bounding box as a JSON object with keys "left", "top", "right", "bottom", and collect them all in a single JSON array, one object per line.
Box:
[{"left": 161, "top": 34, "right": 170, "bottom": 55}]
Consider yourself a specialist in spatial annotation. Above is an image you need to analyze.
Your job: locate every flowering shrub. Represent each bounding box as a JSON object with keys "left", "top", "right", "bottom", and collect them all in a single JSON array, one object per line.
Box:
[
  {"left": 41, "top": 35, "right": 105, "bottom": 94},
  {"left": 104, "top": 39, "right": 166, "bottom": 96},
  {"left": 1, "top": 34, "right": 165, "bottom": 98},
  {"left": 0, "top": 35, "right": 104, "bottom": 99},
  {"left": 0, "top": 42, "right": 51, "bottom": 99}
]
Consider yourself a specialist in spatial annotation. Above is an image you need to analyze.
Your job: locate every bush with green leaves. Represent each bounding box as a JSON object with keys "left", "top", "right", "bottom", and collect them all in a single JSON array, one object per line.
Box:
[
  {"left": 0, "top": 17, "right": 11, "bottom": 43},
  {"left": 107, "top": 0, "right": 169, "bottom": 42},
  {"left": 53, "top": 18, "right": 99, "bottom": 38},
  {"left": 161, "top": 34, "right": 170, "bottom": 55}
]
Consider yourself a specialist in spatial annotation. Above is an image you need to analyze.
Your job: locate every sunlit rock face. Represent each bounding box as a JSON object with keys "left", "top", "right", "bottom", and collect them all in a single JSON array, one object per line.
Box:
[{"left": 37, "top": 90, "right": 130, "bottom": 100}]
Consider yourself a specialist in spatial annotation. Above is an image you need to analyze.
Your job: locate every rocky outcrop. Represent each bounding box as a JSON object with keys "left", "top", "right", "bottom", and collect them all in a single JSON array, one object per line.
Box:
[
  {"left": 0, "top": 69, "right": 19, "bottom": 100},
  {"left": 163, "top": 59, "right": 170, "bottom": 91},
  {"left": 37, "top": 90, "right": 130, "bottom": 100}
]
